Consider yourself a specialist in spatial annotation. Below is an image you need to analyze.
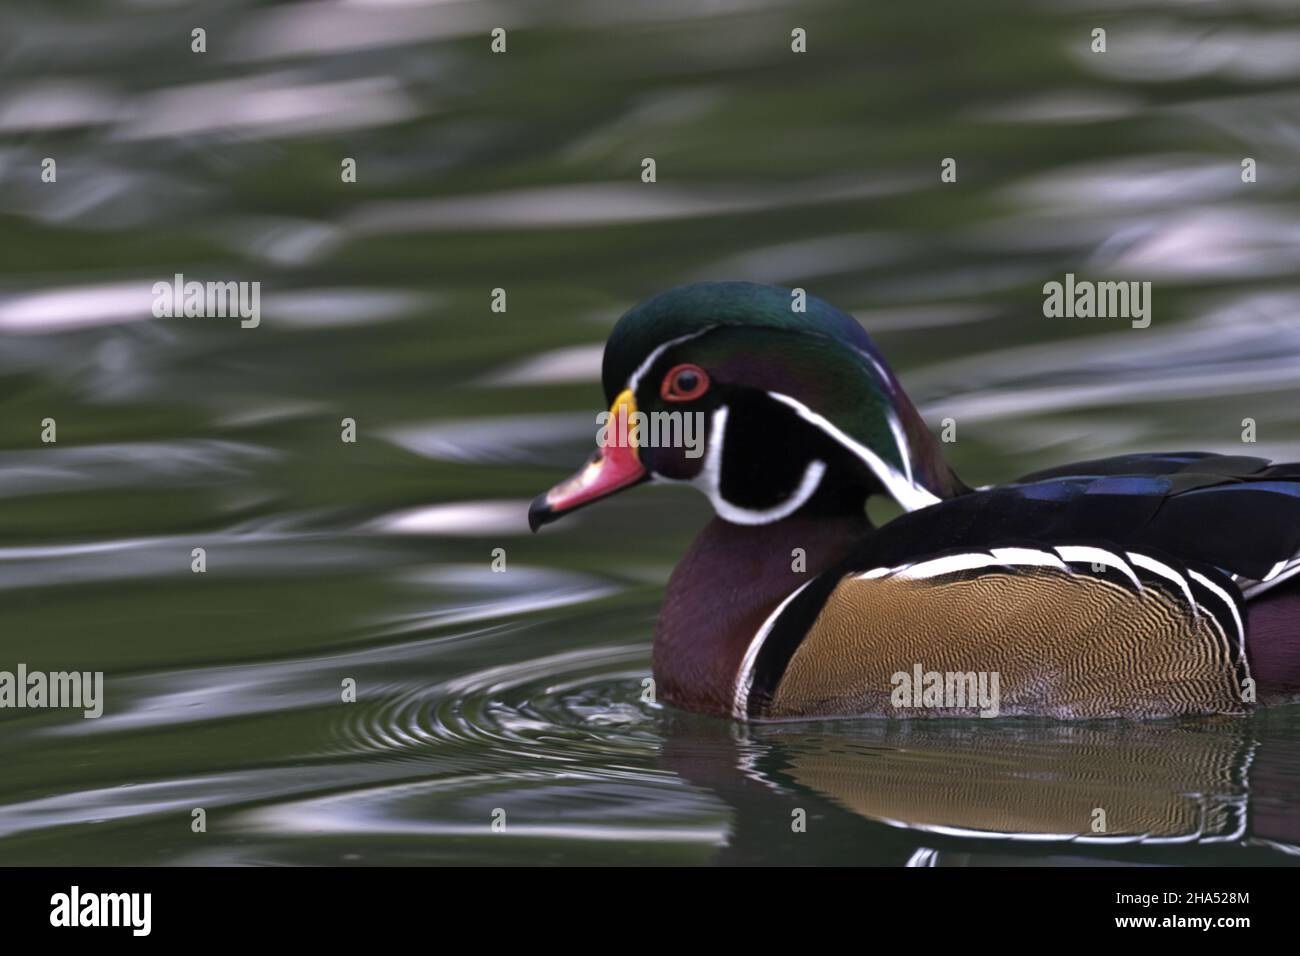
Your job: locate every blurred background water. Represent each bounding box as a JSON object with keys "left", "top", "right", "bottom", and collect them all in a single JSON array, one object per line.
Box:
[{"left": 2, "top": 0, "right": 1300, "bottom": 865}]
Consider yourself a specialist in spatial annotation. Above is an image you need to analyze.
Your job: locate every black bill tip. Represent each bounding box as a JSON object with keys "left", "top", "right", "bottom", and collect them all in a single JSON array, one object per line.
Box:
[{"left": 528, "top": 492, "right": 555, "bottom": 533}]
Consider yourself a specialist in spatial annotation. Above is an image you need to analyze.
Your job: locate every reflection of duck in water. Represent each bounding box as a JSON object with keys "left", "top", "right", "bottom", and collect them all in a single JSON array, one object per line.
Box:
[
  {"left": 532, "top": 283, "right": 1300, "bottom": 720},
  {"left": 659, "top": 714, "right": 1300, "bottom": 865}
]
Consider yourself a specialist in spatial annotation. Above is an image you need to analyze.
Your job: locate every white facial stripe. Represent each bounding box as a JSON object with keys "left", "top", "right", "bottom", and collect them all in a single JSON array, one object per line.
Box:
[
  {"left": 692, "top": 405, "right": 827, "bottom": 525},
  {"left": 857, "top": 348, "right": 893, "bottom": 385},
  {"left": 732, "top": 579, "right": 815, "bottom": 719},
  {"left": 886, "top": 411, "right": 915, "bottom": 485},
  {"left": 764, "top": 392, "right": 939, "bottom": 512},
  {"left": 626, "top": 328, "right": 714, "bottom": 393},
  {"left": 853, "top": 345, "right": 912, "bottom": 484}
]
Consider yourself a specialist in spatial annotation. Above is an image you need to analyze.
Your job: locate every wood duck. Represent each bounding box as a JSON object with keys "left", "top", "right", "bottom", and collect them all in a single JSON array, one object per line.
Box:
[{"left": 529, "top": 282, "right": 1300, "bottom": 721}]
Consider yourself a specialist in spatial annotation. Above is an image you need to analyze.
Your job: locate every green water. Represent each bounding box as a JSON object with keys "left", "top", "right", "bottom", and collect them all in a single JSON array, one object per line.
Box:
[{"left": 2, "top": 0, "right": 1299, "bottom": 865}]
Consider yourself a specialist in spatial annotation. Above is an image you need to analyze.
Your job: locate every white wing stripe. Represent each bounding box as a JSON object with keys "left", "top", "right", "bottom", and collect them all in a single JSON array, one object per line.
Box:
[
  {"left": 1127, "top": 551, "right": 1199, "bottom": 612},
  {"left": 1054, "top": 545, "right": 1143, "bottom": 591}
]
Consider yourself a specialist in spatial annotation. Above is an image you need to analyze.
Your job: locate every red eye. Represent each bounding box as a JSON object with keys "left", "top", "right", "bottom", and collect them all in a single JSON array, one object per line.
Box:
[{"left": 661, "top": 363, "right": 709, "bottom": 402}]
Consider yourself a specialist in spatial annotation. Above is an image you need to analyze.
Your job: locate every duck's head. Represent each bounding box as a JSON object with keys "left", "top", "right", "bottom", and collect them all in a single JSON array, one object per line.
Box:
[{"left": 529, "top": 282, "right": 966, "bottom": 531}]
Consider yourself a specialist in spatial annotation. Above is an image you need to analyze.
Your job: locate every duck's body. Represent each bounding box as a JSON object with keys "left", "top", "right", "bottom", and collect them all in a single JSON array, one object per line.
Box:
[
  {"left": 666, "top": 454, "right": 1300, "bottom": 720},
  {"left": 531, "top": 283, "right": 1300, "bottom": 720}
]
